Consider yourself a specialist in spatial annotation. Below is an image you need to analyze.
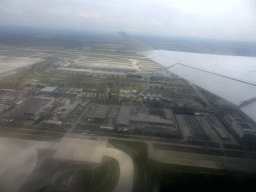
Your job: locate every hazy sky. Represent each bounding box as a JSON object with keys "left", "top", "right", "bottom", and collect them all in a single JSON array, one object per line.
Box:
[{"left": 1, "top": 0, "right": 256, "bottom": 41}]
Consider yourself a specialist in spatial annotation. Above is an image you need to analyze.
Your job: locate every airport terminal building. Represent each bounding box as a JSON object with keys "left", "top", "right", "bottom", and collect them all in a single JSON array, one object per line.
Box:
[{"left": 40, "top": 86, "right": 82, "bottom": 97}]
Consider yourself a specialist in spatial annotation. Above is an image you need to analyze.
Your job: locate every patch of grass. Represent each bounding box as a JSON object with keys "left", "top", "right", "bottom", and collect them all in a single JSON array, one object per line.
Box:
[
  {"left": 175, "top": 88, "right": 196, "bottom": 95},
  {"left": 82, "top": 83, "right": 107, "bottom": 93},
  {"left": 153, "top": 143, "right": 224, "bottom": 156},
  {"left": 148, "top": 87, "right": 179, "bottom": 97},
  {"left": 105, "top": 94, "right": 120, "bottom": 104},
  {"left": 0, "top": 128, "right": 64, "bottom": 141},
  {"left": 87, "top": 158, "right": 120, "bottom": 192},
  {"left": 74, "top": 124, "right": 100, "bottom": 133},
  {"left": 0, "top": 130, "right": 62, "bottom": 141},
  {"left": 225, "top": 150, "right": 256, "bottom": 159},
  {"left": 200, "top": 89, "right": 220, "bottom": 104},
  {"left": 33, "top": 116, "right": 45, "bottom": 125},
  {"left": 158, "top": 168, "right": 247, "bottom": 192}
]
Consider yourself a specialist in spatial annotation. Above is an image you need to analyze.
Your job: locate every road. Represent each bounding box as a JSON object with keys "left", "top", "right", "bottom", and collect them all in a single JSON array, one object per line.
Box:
[
  {"left": 94, "top": 146, "right": 134, "bottom": 192},
  {"left": 130, "top": 86, "right": 149, "bottom": 103},
  {"left": 189, "top": 82, "right": 211, "bottom": 107},
  {"left": 105, "top": 85, "right": 110, "bottom": 99},
  {"left": 65, "top": 105, "right": 89, "bottom": 135}
]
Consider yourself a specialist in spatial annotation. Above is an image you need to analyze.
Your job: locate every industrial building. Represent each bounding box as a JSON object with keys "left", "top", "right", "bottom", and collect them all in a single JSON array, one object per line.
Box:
[
  {"left": 243, "top": 130, "right": 256, "bottom": 145},
  {"left": 164, "top": 109, "right": 173, "bottom": 120},
  {"left": 40, "top": 86, "right": 82, "bottom": 97},
  {"left": 224, "top": 114, "right": 256, "bottom": 143},
  {"left": 39, "top": 87, "right": 57, "bottom": 95},
  {"left": 119, "top": 90, "right": 130, "bottom": 99},
  {"left": 207, "top": 116, "right": 228, "bottom": 140},
  {"left": 184, "top": 115, "right": 209, "bottom": 140},
  {"left": 2, "top": 96, "right": 54, "bottom": 123},
  {"left": 58, "top": 100, "right": 81, "bottom": 121},
  {"left": 57, "top": 68, "right": 127, "bottom": 77},
  {"left": 40, "top": 120, "right": 62, "bottom": 129},
  {"left": 100, "top": 126, "right": 115, "bottom": 130},
  {"left": 58, "top": 98, "right": 70, "bottom": 107},
  {"left": 68, "top": 63, "right": 138, "bottom": 73},
  {"left": 140, "top": 93, "right": 162, "bottom": 102},
  {"left": 139, "top": 125, "right": 181, "bottom": 138},
  {"left": 162, "top": 97, "right": 204, "bottom": 110},
  {"left": 215, "top": 99, "right": 237, "bottom": 109},
  {"left": 119, "top": 90, "right": 137, "bottom": 100},
  {"left": 92, "top": 105, "right": 109, "bottom": 120},
  {"left": 131, "top": 114, "right": 174, "bottom": 125},
  {"left": 116, "top": 106, "right": 131, "bottom": 126},
  {"left": 150, "top": 73, "right": 173, "bottom": 82}
]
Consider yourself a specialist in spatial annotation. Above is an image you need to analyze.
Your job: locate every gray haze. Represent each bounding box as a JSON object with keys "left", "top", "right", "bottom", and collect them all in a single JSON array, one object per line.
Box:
[{"left": 1, "top": 0, "right": 256, "bottom": 41}]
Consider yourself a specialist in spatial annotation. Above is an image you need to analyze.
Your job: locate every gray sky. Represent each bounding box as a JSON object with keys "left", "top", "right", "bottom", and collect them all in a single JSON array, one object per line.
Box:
[{"left": 1, "top": 0, "right": 256, "bottom": 41}]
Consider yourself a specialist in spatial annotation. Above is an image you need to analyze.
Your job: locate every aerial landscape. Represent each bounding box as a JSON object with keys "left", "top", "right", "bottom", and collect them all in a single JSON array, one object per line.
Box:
[
  {"left": 2, "top": 0, "right": 256, "bottom": 192},
  {"left": 0, "top": 26, "right": 256, "bottom": 192}
]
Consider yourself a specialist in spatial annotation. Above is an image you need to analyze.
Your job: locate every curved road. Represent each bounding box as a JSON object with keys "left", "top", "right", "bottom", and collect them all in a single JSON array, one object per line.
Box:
[{"left": 93, "top": 146, "right": 134, "bottom": 192}]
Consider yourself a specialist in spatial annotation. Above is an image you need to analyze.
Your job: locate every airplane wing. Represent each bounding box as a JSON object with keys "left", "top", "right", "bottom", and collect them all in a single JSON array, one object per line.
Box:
[{"left": 120, "top": 32, "right": 256, "bottom": 122}]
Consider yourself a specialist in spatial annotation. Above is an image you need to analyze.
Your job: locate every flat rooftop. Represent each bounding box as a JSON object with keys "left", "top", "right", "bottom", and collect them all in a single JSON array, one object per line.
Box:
[
  {"left": 92, "top": 105, "right": 109, "bottom": 119},
  {"left": 44, "top": 120, "right": 62, "bottom": 125},
  {"left": 40, "top": 87, "right": 57, "bottom": 92},
  {"left": 164, "top": 109, "right": 173, "bottom": 120},
  {"left": 184, "top": 115, "right": 208, "bottom": 137},
  {"left": 116, "top": 106, "right": 131, "bottom": 126},
  {"left": 131, "top": 113, "right": 174, "bottom": 125}
]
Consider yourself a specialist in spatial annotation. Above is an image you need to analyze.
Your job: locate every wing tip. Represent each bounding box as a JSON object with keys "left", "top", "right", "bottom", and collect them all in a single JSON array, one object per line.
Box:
[{"left": 119, "top": 32, "right": 153, "bottom": 52}]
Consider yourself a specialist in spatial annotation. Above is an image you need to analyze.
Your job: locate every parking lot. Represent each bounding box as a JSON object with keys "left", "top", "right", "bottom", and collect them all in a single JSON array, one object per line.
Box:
[
  {"left": 105, "top": 105, "right": 120, "bottom": 126},
  {"left": 80, "top": 103, "right": 98, "bottom": 122},
  {"left": 66, "top": 104, "right": 85, "bottom": 123}
]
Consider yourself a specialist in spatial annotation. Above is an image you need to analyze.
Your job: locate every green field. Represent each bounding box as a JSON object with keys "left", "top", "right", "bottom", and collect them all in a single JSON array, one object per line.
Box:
[
  {"left": 153, "top": 143, "right": 224, "bottom": 156},
  {"left": 74, "top": 124, "right": 100, "bottom": 133},
  {"left": 0, "top": 127, "right": 65, "bottom": 141},
  {"left": 225, "top": 150, "right": 256, "bottom": 160},
  {"left": 158, "top": 167, "right": 246, "bottom": 192},
  {"left": 86, "top": 158, "right": 120, "bottom": 192}
]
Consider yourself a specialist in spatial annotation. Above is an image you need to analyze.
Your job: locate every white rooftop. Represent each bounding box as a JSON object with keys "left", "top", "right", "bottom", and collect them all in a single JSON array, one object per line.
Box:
[{"left": 40, "top": 87, "right": 57, "bottom": 92}]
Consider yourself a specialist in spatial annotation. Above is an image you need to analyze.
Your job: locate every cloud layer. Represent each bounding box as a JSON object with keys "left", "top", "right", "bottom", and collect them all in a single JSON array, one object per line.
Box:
[{"left": 1, "top": 0, "right": 256, "bottom": 41}]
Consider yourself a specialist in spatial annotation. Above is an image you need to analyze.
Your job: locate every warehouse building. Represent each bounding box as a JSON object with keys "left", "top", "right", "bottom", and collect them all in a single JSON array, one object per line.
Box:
[
  {"left": 58, "top": 100, "right": 81, "bottom": 121},
  {"left": 92, "top": 105, "right": 109, "bottom": 120},
  {"left": 207, "top": 116, "right": 228, "bottom": 140},
  {"left": 184, "top": 115, "right": 209, "bottom": 140},
  {"left": 2, "top": 96, "right": 54, "bottom": 123},
  {"left": 116, "top": 106, "right": 131, "bottom": 126},
  {"left": 131, "top": 114, "right": 174, "bottom": 125},
  {"left": 119, "top": 90, "right": 130, "bottom": 99},
  {"left": 68, "top": 64, "right": 138, "bottom": 73},
  {"left": 57, "top": 68, "right": 127, "bottom": 77},
  {"left": 39, "top": 87, "right": 57, "bottom": 96},
  {"left": 140, "top": 93, "right": 162, "bottom": 102},
  {"left": 41, "top": 120, "right": 62, "bottom": 129},
  {"left": 139, "top": 125, "right": 181, "bottom": 138},
  {"left": 129, "top": 111, "right": 180, "bottom": 138},
  {"left": 164, "top": 109, "right": 173, "bottom": 120},
  {"left": 40, "top": 86, "right": 82, "bottom": 97},
  {"left": 215, "top": 99, "right": 237, "bottom": 109},
  {"left": 243, "top": 130, "right": 256, "bottom": 146},
  {"left": 224, "top": 114, "right": 256, "bottom": 143}
]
